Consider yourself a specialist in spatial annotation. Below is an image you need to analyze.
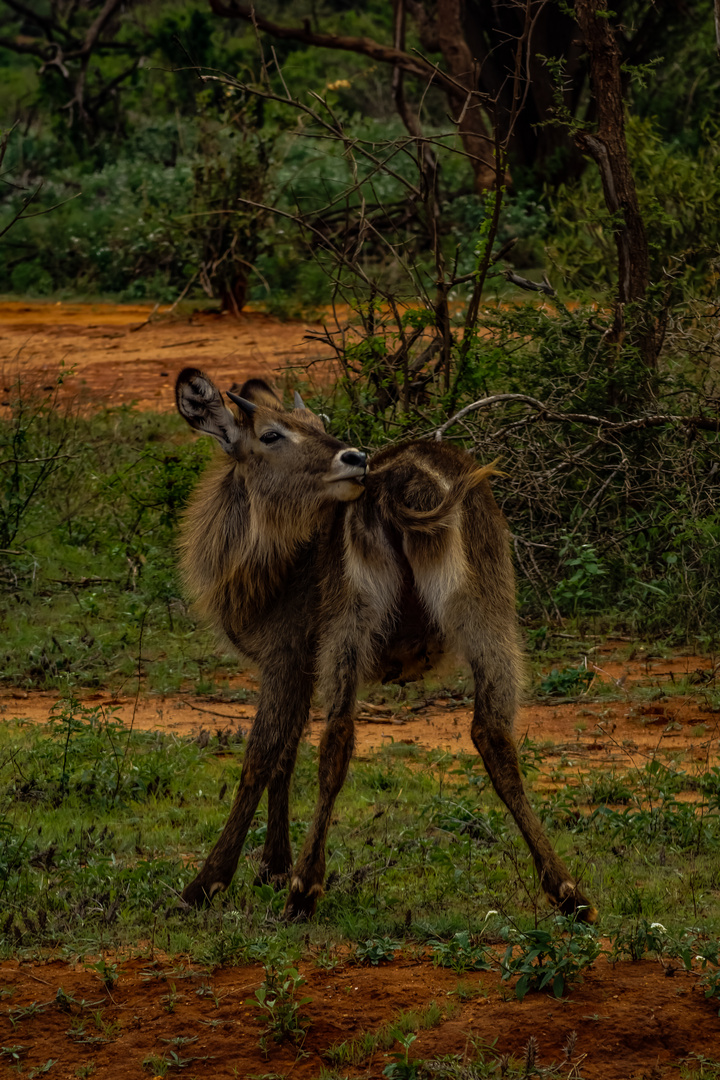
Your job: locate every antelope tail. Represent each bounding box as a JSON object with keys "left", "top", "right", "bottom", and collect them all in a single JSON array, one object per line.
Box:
[{"left": 380, "top": 462, "right": 501, "bottom": 534}]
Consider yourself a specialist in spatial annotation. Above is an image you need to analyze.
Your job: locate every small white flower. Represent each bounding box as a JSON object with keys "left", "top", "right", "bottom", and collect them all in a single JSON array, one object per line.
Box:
[{"left": 650, "top": 922, "right": 667, "bottom": 932}]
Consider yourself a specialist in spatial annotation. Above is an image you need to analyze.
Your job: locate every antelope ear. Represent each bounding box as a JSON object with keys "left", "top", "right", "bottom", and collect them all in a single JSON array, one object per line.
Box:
[{"left": 176, "top": 368, "right": 243, "bottom": 454}]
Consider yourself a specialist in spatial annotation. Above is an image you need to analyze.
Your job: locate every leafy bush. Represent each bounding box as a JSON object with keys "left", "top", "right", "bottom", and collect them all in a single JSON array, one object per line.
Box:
[
  {"left": 500, "top": 916, "right": 600, "bottom": 1001},
  {"left": 354, "top": 937, "right": 399, "bottom": 965},
  {"left": 546, "top": 116, "right": 720, "bottom": 296}
]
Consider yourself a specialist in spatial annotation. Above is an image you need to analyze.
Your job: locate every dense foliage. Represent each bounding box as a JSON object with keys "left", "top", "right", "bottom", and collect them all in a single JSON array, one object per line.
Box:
[{"left": 1, "top": 0, "right": 719, "bottom": 307}]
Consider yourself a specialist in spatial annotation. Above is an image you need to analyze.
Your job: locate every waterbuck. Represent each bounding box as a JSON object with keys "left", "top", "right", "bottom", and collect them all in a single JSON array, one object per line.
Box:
[{"left": 175, "top": 367, "right": 596, "bottom": 922}]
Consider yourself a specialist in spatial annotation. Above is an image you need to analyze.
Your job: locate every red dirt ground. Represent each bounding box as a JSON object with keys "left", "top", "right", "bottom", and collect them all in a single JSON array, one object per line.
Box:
[
  {"left": 1, "top": 950, "right": 719, "bottom": 1080},
  {"left": 0, "top": 300, "right": 336, "bottom": 410},
  {"left": 2, "top": 643, "right": 718, "bottom": 769},
  {"left": 2, "top": 303, "right": 720, "bottom": 1079}
]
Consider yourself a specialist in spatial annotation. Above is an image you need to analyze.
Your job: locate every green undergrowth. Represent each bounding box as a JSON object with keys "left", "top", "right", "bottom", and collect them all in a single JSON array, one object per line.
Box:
[
  {"left": 0, "top": 388, "right": 247, "bottom": 694},
  {"left": 1, "top": 693, "right": 720, "bottom": 968},
  {"left": 1, "top": 377, "right": 717, "bottom": 697}
]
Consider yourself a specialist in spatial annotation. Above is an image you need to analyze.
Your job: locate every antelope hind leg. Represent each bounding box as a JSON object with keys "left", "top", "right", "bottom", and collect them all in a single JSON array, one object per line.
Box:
[
  {"left": 470, "top": 666, "right": 596, "bottom": 922},
  {"left": 255, "top": 734, "right": 304, "bottom": 888}
]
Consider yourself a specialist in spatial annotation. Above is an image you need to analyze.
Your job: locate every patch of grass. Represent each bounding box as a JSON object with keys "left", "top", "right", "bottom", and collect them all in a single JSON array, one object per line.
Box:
[
  {"left": 142, "top": 1054, "right": 168, "bottom": 1076},
  {"left": 1, "top": 682, "right": 720, "bottom": 964},
  {"left": 325, "top": 1026, "right": 396, "bottom": 1069},
  {"left": 0, "top": 391, "right": 243, "bottom": 694},
  {"left": 682, "top": 1055, "right": 720, "bottom": 1079},
  {"left": 540, "top": 665, "right": 594, "bottom": 698},
  {"left": 449, "top": 979, "right": 486, "bottom": 1001},
  {"left": 429, "top": 931, "right": 493, "bottom": 973},
  {"left": 326, "top": 1000, "right": 456, "bottom": 1075},
  {"left": 417, "top": 1030, "right": 586, "bottom": 1078}
]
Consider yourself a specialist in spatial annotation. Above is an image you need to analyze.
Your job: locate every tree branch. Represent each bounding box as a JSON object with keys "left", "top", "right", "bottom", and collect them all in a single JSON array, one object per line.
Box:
[
  {"left": 435, "top": 392, "right": 720, "bottom": 440},
  {"left": 207, "top": 0, "right": 456, "bottom": 94}
]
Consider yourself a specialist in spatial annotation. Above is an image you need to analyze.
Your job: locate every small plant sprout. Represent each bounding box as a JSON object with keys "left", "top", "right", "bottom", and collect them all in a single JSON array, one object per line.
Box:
[
  {"left": 89, "top": 959, "right": 118, "bottom": 992},
  {"left": 383, "top": 1031, "right": 419, "bottom": 1080},
  {"left": 249, "top": 962, "right": 313, "bottom": 1051},
  {"left": 0, "top": 1045, "right": 28, "bottom": 1065}
]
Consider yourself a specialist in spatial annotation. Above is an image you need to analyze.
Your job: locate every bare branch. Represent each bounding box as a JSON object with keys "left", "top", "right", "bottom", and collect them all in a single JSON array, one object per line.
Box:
[
  {"left": 207, "top": 0, "right": 457, "bottom": 94},
  {"left": 0, "top": 186, "right": 82, "bottom": 239},
  {"left": 79, "top": 0, "right": 124, "bottom": 57},
  {"left": 435, "top": 393, "right": 720, "bottom": 440},
  {"left": 503, "top": 270, "right": 556, "bottom": 296},
  {"left": 200, "top": 74, "right": 423, "bottom": 200}
]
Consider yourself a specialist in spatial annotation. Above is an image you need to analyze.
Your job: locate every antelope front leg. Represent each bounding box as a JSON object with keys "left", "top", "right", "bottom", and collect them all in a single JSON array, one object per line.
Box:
[
  {"left": 283, "top": 710, "right": 355, "bottom": 920},
  {"left": 285, "top": 530, "right": 400, "bottom": 920},
  {"left": 181, "top": 671, "right": 311, "bottom": 908}
]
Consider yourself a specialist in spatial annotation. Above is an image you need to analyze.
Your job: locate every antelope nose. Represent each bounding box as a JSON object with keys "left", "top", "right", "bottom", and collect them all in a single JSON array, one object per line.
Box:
[{"left": 340, "top": 450, "right": 366, "bottom": 468}]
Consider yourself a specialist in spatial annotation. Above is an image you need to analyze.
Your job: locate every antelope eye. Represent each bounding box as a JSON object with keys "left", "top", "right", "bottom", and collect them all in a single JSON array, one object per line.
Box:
[{"left": 259, "top": 430, "right": 283, "bottom": 444}]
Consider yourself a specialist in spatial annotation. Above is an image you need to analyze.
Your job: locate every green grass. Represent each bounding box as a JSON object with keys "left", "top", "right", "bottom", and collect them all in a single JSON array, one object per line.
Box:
[{"left": 1, "top": 693, "right": 720, "bottom": 970}]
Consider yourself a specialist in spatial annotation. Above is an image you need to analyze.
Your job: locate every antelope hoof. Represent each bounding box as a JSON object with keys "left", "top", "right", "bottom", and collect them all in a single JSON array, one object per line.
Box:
[
  {"left": 283, "top": 878, "right": 323, "bottom": 921},
  {"left": 552, "top": 880, "right": 598, "bottom": 924},
  {"left": 254, "top": 864, "right": 291, "bottom": 890},
  {"left": 180, "top": 876, "right": 226, "bottom": 910}
]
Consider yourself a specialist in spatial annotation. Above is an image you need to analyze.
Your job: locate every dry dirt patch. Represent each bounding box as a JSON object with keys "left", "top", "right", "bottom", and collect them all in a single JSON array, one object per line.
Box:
[
  {"left": 2, "top": 649, "right": 717, "bottom": 767},
  {"left": 0, "top": 300, "right": 334, "bottom": 410}
]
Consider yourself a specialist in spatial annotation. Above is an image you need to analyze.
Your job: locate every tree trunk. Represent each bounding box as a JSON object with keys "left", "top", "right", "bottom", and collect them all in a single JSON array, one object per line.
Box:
[
  {"left": 219, "top": 274, "right": 248, "bottom": 316},
  {"left": 574, "top": 0, "right": 657, "bottom": 369},
  {"left": 434, "top": 0, "right": 496, "bottom": 190}
]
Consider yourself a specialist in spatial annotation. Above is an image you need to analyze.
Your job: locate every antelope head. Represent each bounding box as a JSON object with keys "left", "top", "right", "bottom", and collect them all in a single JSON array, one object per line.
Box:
[{"left": 175, "top": 368, "right": 367, "bottom": 508}]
